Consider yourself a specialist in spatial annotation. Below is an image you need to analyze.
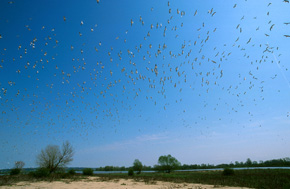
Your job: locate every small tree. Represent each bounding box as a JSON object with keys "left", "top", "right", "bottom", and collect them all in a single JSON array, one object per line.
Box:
[
  {"left": 133, "top": 159, "right": 143, "bottom": 174},
  {"left": 15, "top": 161, "right": 25, "bottom": 169},
  {"left": 10, "top": 161, "right": 25, "bottom": 175},
  {"left": 128, "top": 169, "right": 134, "bottom": 176},
  {"left": 246, "top": 158, "right": 252, "bottom": 166},
  {"left": 157, "top": 154, "right": 181, "bottom": 173},
  {"left": 36, "top": 141, "right": 74, "bottom": 174}
]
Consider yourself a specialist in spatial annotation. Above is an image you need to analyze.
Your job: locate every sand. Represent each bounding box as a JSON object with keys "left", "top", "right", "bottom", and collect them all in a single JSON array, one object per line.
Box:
[{"left": 0, "top": 176, "right": 252, "bottom": 189}]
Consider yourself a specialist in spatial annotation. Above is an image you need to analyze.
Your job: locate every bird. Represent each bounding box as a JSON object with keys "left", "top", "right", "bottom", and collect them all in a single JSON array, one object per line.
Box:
[{"left": 131, "top": 19, "right": 134, "bottom": 26}]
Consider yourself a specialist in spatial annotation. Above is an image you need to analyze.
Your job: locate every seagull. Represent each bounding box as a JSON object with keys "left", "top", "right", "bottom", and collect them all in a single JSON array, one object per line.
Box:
[
  {"left": 270, "top": 24, "right": 275, "bottom": 31},
  {"left": 131, "top": 19, "right": 134, "bottom": 26}
]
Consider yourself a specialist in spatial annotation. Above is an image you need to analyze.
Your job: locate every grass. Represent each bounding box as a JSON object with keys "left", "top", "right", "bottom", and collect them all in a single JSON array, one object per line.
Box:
[
  {"left": 0, "top": 173, "right": 86, "bottom": 186},
  {"left": 1, "top": 169, "right": 290, "bottom": 188},
  {"left": 96, "top": 169, "right": 290, "bottom": 189}
]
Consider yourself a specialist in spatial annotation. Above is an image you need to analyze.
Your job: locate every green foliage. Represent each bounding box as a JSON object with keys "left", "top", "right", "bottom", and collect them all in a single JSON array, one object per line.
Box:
[
  {"left": 32, "top": 168, "right": 50, "bottom": 178},
  {"left": 245, "top": 158, "right": 252, "bottom": 166},
  {"left": 9, "top": 168, "right": 21, "bottom": 175},
  {"left": 83, "top": 168, "right": 93, "bottom": 175},
  {"left": 128, "top": 169, "right": 134, "bottom": 176},
  {"left": 157, "top": 154, "right": 181, "bottom": 173},
  {"left": 223, "top": 168, "right": 235, "bottom": 176},
  {"left": 68, "top": 169, "right": 76, "bottom": 175},
  {"left": 133, "top": 159, "right": 143, "bottom": 174}
]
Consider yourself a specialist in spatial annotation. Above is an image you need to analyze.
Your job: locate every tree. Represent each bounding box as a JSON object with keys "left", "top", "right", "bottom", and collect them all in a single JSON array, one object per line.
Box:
[
  {"left": 15, "top": 161, "right": 25, "bottom": 169},
  {"left": 36, "top": 141, "right": 74, "bottom": 174},
  {"left": 245, "top": 158, "right": 252, "bottom": 166},
  {"left": 133, "top": 159, "right": 143, "bottom": 174},
  {"left": 10, "top": 161, "right": 25, "bottom": 175},
  {"left": 157, "top": 154, "right": 181, "bottom": 173}
]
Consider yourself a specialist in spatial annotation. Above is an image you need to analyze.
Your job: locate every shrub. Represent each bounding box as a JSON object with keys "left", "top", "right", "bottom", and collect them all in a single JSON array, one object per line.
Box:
[
  {"left": 68, "top": 169, "right": 76, "bottom": 175},
  {"left": 10, "top": 168, "right": 21, "bottom": 175},
  {"left": 128, "top": 169, "right": 134, "bottom": 176},
  {"left": 33, "top": 168, "right": 50, "bottom": 178},
  {"left": 223, "top": 168, "right": 235, "bottom": 176},
  {"left": 83, "top": 168, "right": 93, "bottom": 175}
]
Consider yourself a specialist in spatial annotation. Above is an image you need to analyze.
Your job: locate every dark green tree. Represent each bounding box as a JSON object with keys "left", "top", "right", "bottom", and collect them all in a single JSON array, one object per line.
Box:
[
  {"left": 157, "top": 154, "right": 181, "bottom": 173},
  {"left": 246, "top": 158, "right": 252, "bottom": 166},
  {"left": 133, "top": 159, "right": 143, "bottom": 174}
]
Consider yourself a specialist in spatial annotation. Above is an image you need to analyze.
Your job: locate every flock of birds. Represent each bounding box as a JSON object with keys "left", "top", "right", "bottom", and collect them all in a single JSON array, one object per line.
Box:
[{"left": 0, "top": 0, "right": 289, "bottom": 142}]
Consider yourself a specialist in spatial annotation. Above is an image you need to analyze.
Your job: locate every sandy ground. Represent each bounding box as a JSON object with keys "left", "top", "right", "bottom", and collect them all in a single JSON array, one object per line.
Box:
[{"left": 0, "top": 176, "right": 252, "bottom": 189}]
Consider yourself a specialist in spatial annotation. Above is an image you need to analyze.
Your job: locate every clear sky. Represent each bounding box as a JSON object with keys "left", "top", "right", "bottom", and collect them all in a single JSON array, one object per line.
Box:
[{"left": 0, "top": 0, "right": 290, "bottom": 169}]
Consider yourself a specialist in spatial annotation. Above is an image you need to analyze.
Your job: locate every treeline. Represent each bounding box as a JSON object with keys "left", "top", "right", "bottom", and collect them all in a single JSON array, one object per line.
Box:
[
  {"left": 177, "top": 157, "right": 290, "bottom": 170},
  {"left": 95, "top": 165, "right": 153, "bottom": 171},
  {"left": 94, "top": 157, "right": 290, "bottom": 171}
]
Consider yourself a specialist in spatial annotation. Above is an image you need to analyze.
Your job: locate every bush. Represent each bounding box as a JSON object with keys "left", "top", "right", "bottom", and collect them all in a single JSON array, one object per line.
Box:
[
  {"left": 32, "top": 168, "right": 50, "bottom": 178},
  {"left": 223, "top": 168, "right": 235, "bottom": 176},
  {"left": 10, "top": 168, "right": 21, "bottom": 175},
  {"left": 128, "top": 169, "right": 134, "bottom": 176},
  {"left": 68, "top": 169, "right": 76, "bottom": 175},
  {"left": 83, "top": 168, "right": 93, "bottom": 175}
]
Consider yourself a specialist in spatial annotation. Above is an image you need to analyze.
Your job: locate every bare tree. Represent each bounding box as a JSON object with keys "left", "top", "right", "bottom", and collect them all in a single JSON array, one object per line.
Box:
[
  {"left": 36, "top": 141, "right": 74, "bottom": 173},
  {"left": 14, "top": 161, "right": 25, "bottom": 169}
]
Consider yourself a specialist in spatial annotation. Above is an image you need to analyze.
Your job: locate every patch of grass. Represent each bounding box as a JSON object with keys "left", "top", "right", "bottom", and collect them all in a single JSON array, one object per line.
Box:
[
  {"left": 96, "top": 169, "right": 290, "bottom": 189},
  {"left": 0, "top": 172, "right": 85, "bottom": 186}
]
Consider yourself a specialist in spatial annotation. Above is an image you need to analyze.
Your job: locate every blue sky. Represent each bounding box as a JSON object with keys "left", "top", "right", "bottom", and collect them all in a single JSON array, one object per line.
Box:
[{"left": 0, "top": 0, "right": 290, "bottom": 169}]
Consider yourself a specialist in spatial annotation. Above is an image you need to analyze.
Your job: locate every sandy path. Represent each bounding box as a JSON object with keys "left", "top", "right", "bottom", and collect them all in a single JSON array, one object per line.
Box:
[{"left": 0, "top": 176, "right": 252, "bottom": 189}]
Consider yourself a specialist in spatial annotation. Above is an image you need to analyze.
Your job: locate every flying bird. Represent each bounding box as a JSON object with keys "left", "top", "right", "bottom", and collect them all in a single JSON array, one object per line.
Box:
[{"left": 270, "top": 24, "right": 275, "bottom": 31}]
